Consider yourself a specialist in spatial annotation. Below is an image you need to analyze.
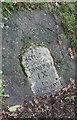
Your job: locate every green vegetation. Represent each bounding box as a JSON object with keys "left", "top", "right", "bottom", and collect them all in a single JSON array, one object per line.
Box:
[
  {"left": 0, "top": 79, "right": 9, "bottom": 109},
  {"left": 2, "top": 2, "right": 46, "bottom": 17},
  {"left": 0, "top": 70, "right": 9, "bottom": 109},
  {"left": 0, "top": 73, "right": 18, "bottom": 111},
  {"left": 55, "top": 3, "right": 77, "bottom": 49},
  {"left": 65, "top": 95, "right": 75, "bottom": 102},
  {"left": 0, "top": 72, "right": 20, "bottom": 111},
  {"left": 8, "top": 105, "right": 20, "bottom": 112}
]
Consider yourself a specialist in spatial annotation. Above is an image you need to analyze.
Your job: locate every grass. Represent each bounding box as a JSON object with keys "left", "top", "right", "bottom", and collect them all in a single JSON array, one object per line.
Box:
[
  {"left": 55, "top": 2, "right": 77, "bottom": 50},
  {"left": 0, "top": 79, "right": 9, "bottom": 109},
  {"left": 2, "top": 2, "right": 46, "bottom": 17},
  {"left": 0, "top": 78, "right": 20, "bottom": 111}
]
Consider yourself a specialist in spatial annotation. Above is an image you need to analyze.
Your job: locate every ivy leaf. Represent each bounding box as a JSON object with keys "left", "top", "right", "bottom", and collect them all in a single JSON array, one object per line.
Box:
[
  {"left": 43, "top": 104, "right": 49, "bottom": 110},
  {"left": 0, "top": 80, "right": 2, "bottom": 88},
  {"left": 8, "top": 105, "right": 20, "bottom": 112},
  {"left": 65, "top": 95, "right": 75, "bottom": 101},
  {"left": 2, "top": 93, "right": 9, "bottom": 97}
]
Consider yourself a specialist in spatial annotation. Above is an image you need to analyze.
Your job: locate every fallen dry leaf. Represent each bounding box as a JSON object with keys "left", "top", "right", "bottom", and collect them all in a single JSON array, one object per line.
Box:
[
  {"left": 68, "top": 48, "right": 74, "bottom": 59},
  {"left": 0, "top": 110, "right": 3, "bottom": 120},
  {"left": 70, "top": 78, "right": 75, "bottom": 85},
  {"left": 62, "top": 87, "right": 68, "bottom": 92},
  {"left": 12, "top": 0, "right": 17, "bottom": 3},
  {"left": 57, "top": 40, "right": 63, "bottom": 45},
  {"left": 67, "top": 84, "right": 71, "bottom": 89}
]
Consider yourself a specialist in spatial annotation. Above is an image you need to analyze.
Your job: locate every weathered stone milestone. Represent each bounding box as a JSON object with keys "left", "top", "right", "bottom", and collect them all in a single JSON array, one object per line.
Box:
[{"left": 22, "top": 44, "right": 62, "bottom": 96}]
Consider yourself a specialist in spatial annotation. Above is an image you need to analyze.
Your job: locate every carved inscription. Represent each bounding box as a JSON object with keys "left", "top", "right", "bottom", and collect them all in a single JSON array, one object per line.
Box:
[{"left": 22, "top": 45, "right": 62, "bottom": 95}]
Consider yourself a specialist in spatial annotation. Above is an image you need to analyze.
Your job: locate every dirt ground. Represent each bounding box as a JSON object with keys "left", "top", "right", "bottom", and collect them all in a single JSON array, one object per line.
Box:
[{"left": 1, "top": 79, "right": 76, "bottom": 119}]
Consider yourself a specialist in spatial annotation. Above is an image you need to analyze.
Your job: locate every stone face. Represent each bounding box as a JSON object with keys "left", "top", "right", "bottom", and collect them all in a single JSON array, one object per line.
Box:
[{"left": 22, "top": 44, "right": 62, "bottom": 96}]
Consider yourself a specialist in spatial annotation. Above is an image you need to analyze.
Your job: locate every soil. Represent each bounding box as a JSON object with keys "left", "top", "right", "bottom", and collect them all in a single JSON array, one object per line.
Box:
[{"left": 1, "top": 79, "right": 76, "bottom": 119}]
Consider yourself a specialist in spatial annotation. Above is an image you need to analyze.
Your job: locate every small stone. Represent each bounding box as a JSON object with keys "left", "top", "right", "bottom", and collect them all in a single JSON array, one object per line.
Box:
[
  {"left": 1, "top": 23, "right": 4, "bottom": 28},
  {"left": 0, "top": 70, "right": 2, "bottom": 74},
  {"left": 6, "top": 26, "right": 9, "bottom": 29},
  {"left": 4, "top": 17, "right": 8, "bottom": 20},
  {"left": 2, "top": 47, "right": 5, "bottom": 50},
  {"left": 34, "top": 99, "right": 39, "bottom": 104}
]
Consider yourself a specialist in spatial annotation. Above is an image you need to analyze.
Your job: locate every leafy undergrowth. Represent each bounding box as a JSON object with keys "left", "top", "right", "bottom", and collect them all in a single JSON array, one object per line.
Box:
[
  {"left": 1, "top": 78, "right": 76, "bottom": 119},
  {"left": 2, "top": 2, "right": 47, "bottom": 17},
  {"left": 0, "top": 79, "right": 9, "bottom": 110},
  {"left": 55, "top": 3, "right": 77, "bottom": 50}
]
